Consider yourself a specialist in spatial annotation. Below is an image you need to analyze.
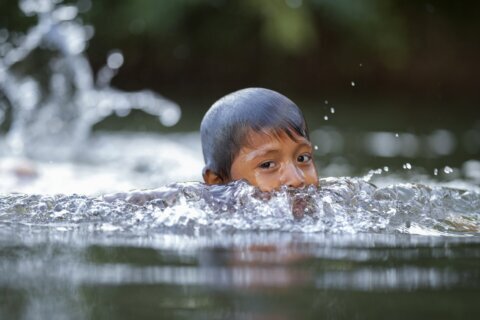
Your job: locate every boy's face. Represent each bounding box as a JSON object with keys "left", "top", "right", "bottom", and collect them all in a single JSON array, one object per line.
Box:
[{"left": 229, "top": 129, "right": 319, "bottom": 192}]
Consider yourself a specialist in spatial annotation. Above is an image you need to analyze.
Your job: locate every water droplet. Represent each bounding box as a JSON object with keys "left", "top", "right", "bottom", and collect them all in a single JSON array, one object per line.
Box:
[
  {"left": 324, "top": 115, "right": 329, "bottom": 121},
  {"left": 383, "top": 166, "right": 389, "bottom": 172},
  {"left": 434, "top": 168, "right": 438, "bottom": 176},
  {"left": 314, "top": 145, "right": 319, "bottom": 150},
  {"left": 160, "top": 107, "right": 181, "bottom": 127},
  {"left": 443, "top": 166, "right": 453, "bottom": 174},
  {"left": 351, "top": 81, "right": 355, "bottom": 87},
  {"left": 403, "top": 163, "right": 412, "bottom": 170},
  {"left": 107, "top": 51, "right": 124, "bottom": 69},
  {"left": 324, "top": 100, "right": 329, "bottom": 105},
  {"left": 52, "top": 5, "right": 78, "bottom": 21},
  {"left": 359, "top": 63, "right": 363, "bottom": 67},
  {"left": 20, "top": 0, "right": 54, "bottom": 15},
  {"left": 330, "top": 107, "right": 335, "bottom": 114},
  {"left": 395, "top": 133, "right": 399, "bottom": 138}
]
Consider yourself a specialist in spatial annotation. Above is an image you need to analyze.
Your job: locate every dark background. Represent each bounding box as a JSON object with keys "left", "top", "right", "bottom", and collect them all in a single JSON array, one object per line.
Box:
[{"left": 2, "top": 1, "right": 479, "bottom": 103}]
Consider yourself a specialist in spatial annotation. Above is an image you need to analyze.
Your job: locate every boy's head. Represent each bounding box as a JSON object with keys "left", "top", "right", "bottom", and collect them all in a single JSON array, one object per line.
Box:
[{"left": 200, "top": 87, "right": 318, "bottom": 192}]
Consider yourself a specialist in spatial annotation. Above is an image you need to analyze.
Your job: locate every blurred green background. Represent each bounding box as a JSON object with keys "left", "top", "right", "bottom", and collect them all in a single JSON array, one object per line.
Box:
[
  {"left": 1, "top": 0, "right": 479, "bottom": 176},
  {"left": 2, "top": 0, "right": 479, "bottom": 105}
]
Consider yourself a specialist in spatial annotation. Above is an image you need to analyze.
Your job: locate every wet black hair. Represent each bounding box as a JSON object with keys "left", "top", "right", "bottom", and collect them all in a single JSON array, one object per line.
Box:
[{"left": 200, "top": 87, "right": 310, "bottom": 180}]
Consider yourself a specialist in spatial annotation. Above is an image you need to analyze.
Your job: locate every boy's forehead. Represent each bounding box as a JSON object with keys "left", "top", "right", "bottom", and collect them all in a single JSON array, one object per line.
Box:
[{"left": 242, "top": 127, "right": 309, "bottom": 149}]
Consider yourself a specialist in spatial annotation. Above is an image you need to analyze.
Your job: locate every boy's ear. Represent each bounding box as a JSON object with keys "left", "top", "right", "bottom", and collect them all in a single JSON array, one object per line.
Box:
[{"left": 203, "top": 168, "right": 225, "bottom": 185}]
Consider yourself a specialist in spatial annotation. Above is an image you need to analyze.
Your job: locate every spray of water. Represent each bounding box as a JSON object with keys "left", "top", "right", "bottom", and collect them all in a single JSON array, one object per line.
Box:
[
  {"left": 1, "top": 178, "right": 478, "bottom": 235},
  {"left": 0, "top": 0, "right": 181, "bottom": 159}
]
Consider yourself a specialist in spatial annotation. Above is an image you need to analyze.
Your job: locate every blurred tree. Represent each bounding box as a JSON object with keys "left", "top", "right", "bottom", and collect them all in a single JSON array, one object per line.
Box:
[
  {"left": 245, "top": 0, "right": 317, "bottom": 53},
  {"left": 311, "top": 0, "right": 408, "bottom": 68}
]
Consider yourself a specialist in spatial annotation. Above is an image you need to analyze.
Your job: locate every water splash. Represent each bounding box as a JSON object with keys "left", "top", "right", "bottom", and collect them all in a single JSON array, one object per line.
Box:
[
  {"left": 0, "top": 0, "right": 181, "bottom": 159},
  {"left": 444, "top": 166, "right": 454, "bottom": 174},
  {"left": 403, "top": 163, "right": 412, "bottom": 170},
  {"left": 1, "top": 178, "right": 478, "bottom": 236}
]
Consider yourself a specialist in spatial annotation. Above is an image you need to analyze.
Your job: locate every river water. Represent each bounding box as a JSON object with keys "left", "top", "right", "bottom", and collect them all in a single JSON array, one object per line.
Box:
[
  {"left": 1, "top": 0, "right": 480, "bottom": 319},
  {"left": 1, "top": 132, "right": 479, "bottom": 319}
]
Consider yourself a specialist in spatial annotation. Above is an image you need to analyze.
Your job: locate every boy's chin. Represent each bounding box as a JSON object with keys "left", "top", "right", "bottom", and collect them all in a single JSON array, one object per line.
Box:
[{"left": 291, "top": 194, "right": 318, "bottom": 220}]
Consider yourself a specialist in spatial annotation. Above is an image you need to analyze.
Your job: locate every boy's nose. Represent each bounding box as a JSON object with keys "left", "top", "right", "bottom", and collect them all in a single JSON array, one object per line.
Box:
[{"left": 281, "top": 163, "right": 305, "bottom": 188}]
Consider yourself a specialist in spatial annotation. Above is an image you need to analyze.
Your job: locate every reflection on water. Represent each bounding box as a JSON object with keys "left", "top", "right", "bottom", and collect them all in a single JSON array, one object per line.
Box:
[{"left": 1, "top": 227, "right": 480, "bottom": 319}]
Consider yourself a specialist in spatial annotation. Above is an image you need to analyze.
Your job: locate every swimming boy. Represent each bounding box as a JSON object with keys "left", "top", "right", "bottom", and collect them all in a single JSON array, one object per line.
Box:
[
  {"left": 201, "top": 87, "right": 319, "bottom": 192},
  {"left": 104, "top": 87, "right": 318, "bottom": 211}
]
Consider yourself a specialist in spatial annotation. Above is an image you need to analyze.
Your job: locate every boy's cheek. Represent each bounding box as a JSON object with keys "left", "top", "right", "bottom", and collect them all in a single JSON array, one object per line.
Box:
[
  {"left": 309, "top": 172, "right": 320, "bottom": 186},
  {"left": 258, "top": 184, "right": 278, "bottom": 193},
  {"left": 307, "top": 166, "right": 320, "bottom": 186},
  {"left": 231, "top": 168, "right": 275, "bottom": 191},
  {"left": 254, "top": 176, "right": 279, "bottom": 192}
]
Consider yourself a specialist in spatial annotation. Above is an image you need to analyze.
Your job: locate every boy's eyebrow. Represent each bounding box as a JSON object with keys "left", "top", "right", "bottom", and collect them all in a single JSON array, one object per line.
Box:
[
  {"left": 244, "top": 141, "right": 312, "bottom": 161},
  {"left": 245, "top": 149, "right": 280, "bottom": 161},
  {"left": 294, "top": 141, "right": 313, "bottom": 151}
]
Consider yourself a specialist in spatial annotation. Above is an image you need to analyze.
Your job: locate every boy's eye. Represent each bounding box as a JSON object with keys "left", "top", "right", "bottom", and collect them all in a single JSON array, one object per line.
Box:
[
  {"left": 297, "top": 154, "right": 312, "bottom": 163},
  {"left": 259, "top": 161, "right": 275, "bottom": 169}
]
